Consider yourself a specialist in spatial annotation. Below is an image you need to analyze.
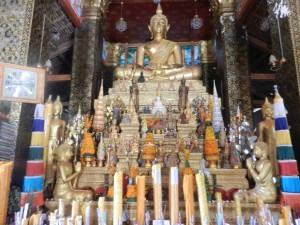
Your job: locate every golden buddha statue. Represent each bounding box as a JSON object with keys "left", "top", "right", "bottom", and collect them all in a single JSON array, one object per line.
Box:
[
  {"left": 46, "top": 96, "right": 66, "bottom": 184},
  {"left": 234, "top": 142, "right": 277, "bottom": 203},
  {"left": 114, "top": 4, "right": 201, "bottom": 81},
  {"left": 258, "top": 97, "right": 278, "bottom": 176},
  {"left": 53, "top": 143, "right": 93, "bottom": 201}
]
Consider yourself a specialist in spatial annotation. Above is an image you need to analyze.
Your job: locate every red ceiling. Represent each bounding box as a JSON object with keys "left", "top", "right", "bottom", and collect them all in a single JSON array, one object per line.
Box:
[{"left": 104, "top": 0, "right": 213, "bottom": 43}]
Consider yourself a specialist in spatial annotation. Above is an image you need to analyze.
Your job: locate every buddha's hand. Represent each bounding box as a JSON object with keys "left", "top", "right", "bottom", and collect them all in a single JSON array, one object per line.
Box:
[
  {"left": 75, "top": 162, "right": 82, "bottom": 172},
  {"left": 246, "top": 157, "right": 254, "bottom": 169}
]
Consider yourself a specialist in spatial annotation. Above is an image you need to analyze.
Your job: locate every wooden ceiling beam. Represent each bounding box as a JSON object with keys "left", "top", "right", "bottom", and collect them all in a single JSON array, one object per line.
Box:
[
  {"left": 110, "top": 0, "right": 206, "bottom": 3},
  {"left": 248, "top": 35, "right": 272, "bottom": 54},
  {"left": 236, "top": 0, "right": 258, "bottom": 27},
  {"left": 47, "top": 74, "right": 71, "bottom": 82},
  {"left": 251, "top": 73, "right": 275, "bottom": 81}
]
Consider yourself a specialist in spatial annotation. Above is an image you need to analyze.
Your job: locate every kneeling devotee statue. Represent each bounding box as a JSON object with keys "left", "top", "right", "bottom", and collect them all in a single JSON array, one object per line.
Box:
[
  {"left": 53, "top": 143, "right": 93, "bottom": 201},
  {"left": 234, "top": 141, "right": 277, "bottom": 203},
  {"left": 114, "top": 4, "right": 201, "bottom": 81}
]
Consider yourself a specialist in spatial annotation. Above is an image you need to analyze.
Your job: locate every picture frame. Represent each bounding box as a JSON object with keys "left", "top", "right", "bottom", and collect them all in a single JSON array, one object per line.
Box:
[{"left": 0, "top": 62, "right": 46, "bottom": 104}]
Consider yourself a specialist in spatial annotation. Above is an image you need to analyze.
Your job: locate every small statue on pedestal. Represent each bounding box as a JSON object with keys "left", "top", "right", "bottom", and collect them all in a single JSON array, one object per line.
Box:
[
  {"left": 110, "top": 119, "right": 119, "bottom": 139},
  {"left": 130, "top": 134, "right": 140, "bottom": 153},
  {"left": 165, "top": 148, "right": 179, "bottom": 168},
  {"left": 178, "top": 77, "right": 189, "bottom": 112},
  {"left": 166, "top": 103, "right": 176, "bottom": 137},
  {"left": 130, "top": 78, "right": 139, "bottom": 113},
  {"left": 151, "top": 96, "right": 167, "bottom": 115}
]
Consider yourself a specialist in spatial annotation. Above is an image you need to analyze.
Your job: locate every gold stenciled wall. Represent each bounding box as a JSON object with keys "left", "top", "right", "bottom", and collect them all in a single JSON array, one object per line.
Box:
[
  {"left": 211, "top": 0, "right": 253, "bottom": 126},
  {"left": 69, "top": 0, "right": 110, "bottom": 117}
]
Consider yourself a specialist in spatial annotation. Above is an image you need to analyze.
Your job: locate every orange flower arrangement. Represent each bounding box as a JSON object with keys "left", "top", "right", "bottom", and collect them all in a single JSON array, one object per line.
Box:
[
  {"left": 126, "top": 185, "right": 137, "bottom": 198},
  {"left": 183, "top": 167, "right": 194, "bottom": 175},
  {"left": 80, "top": 133, "right": 95, "bottom": 157},
  {"left": 204, "top": 126, "right": 218, "bottom": 155},
  {"left": 129, "top": 166, "right": 139, "bottom": 178},
  {"left": 107, "top": 186, "right": 114, "bottom": 198}
]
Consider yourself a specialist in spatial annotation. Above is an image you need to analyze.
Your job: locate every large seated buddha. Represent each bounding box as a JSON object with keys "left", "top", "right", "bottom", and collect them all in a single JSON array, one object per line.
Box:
[{"left": 114, "top": 4, "right": 201, "bottom": 81}]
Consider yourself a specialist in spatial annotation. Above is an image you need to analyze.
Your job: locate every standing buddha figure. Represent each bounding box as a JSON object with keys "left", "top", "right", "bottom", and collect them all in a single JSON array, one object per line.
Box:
[
  {"left": 258, "top": 97, "right": 277, "bottom": 176},
  {"left": 46, "top": 96, "right": 65, "bottom": 184},
  {"left": 114, "top": 4, "right": 201, "bottom": 81}
]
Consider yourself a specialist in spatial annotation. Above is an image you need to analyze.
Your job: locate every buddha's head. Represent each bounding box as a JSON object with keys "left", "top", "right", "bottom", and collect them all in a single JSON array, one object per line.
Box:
[
  {"left": 53, "top": 95, "right": 63, "bottom": 116},
  {"left": 55, "top": 143, "right": 73, "bottom": 161},
  {"left": 149, "top": 4, "right": 170, "bottom": 39},
  {"left": 262, "top": 97, "right": 273, "bottom": 119},
  {"left": 254, "top": 141, "right": 268, "bottom": 159}
]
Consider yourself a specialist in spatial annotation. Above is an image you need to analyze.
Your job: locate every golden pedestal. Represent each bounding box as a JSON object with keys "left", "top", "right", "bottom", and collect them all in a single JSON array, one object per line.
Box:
[
  {"left": 177, "top": 123, "right": 198, "bottom": 139},
  {"left": 119, "top": 123, "right": 140, "bottom": 140}
]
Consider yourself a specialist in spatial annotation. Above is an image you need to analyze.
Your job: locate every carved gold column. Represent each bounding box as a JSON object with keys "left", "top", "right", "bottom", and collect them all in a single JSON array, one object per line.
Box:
[
  {"left": 211, "top": 0, "right": 253, "bottom": 124},
  {"left": 69, "top": 0, "right": 110, "bottom": 116},
  {"left": 267, "top": 0, "right": 300, "bottom": 152},
  {"left": 0, "top": 0, "right": 36, "bottom": 187},
  {"left": 200, "top": 40, "right": 215, "bottom": 94}
]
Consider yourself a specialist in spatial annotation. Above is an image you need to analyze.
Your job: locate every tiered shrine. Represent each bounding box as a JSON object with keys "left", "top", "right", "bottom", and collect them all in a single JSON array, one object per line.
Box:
[{"left": 19, "top": 3, "right": 296, "bottom": 225}]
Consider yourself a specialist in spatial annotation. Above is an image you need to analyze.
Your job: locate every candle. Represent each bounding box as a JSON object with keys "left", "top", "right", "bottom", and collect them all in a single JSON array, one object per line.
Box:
[
  {"left": 98, "top": 197, "right": 105, "bottom": 211},
  {"left": 183, "top": 174, "right": 194, "bottom": 225},
  {"left": 152, "top": 164, "right": 162, "bottom": 220},
  {"left": 282, "top": 206, "right": 292, "bottom": 225},
  {"left": 84, "top": 201, "right": 91, "bottom": 225},
  {"left": 234, "top": 195, "right": 243, "bottom": 225},
  {"left": 71, "top": 200, "right": 79, "bottom": 219},
  {"left": 98, "top": 197, "right": 106, "bottom": 225},
  {"left": 0, "top": 162, "right": 12, "bottom": 225},
  {"left": 215, "top": 192, "right": 224, "bottom": 225},
  {"left": 169, "top": 167, "right": 179, "bottom": 225},
  {"left": 113, "top": 172, "right": 123, "bottom": 225},
  {"left": 136, "top": 175, "right": 146, "bottom": 225},
  {"left": 58, "top": 199, "right": 64, "bottom": 218},
  {"left": 279, "top": 218, "right": 285, "bottom": 225},
  {"left": 196, "top": 173, "right": 210, "bottom": 225},
  {"left": 75, "top": 215, "right": 82, "bottom": 225}
]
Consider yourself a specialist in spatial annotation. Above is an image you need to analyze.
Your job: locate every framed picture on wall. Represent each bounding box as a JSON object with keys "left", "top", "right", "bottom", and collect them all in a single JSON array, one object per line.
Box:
[{"left": 0, "top": 62, "right": 46, "bottom": 104}]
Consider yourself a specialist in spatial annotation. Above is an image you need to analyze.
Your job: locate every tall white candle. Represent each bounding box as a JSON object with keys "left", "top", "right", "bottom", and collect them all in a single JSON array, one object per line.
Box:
[
  {"left": 113, "top": 172, "right": 123, "bottom": 225},
  {"left": 84, "top": 201, "right": 91, "bottom": 225},
  {"left": 196, "top": 173, "right": 210, "bottom": 225},
  {"left": 71, "top": 200, "right": 79, "bottom": 219},
  {"left": 169, "top": 167, "right": 179, "bottom": 225}
]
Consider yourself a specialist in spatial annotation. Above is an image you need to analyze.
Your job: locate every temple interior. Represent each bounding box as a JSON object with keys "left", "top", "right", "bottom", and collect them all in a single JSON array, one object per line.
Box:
[{"left": 1, "top": 0, "right": 300, "bottom": 224}]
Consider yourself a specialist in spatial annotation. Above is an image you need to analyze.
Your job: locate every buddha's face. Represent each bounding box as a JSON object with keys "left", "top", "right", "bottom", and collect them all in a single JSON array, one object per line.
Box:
[
  {"left": 149, "top": 17, "right": 169, "bottom": 37},
  {"left": 254, "top": 145, "right": 264, "bottom": 158},
  {"left": 263, "top": 107, "right": 273, "bottom": 118},
  {"left": 53, "top": 105, "right": 62, "bottom": 116},
  {"left": 64, "top": 148, "right": 73, "bottom": 160}
]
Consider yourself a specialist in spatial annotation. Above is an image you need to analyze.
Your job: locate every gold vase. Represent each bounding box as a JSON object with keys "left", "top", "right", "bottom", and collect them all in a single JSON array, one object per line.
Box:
[
  {"left": 83, "top": 155, "right": 94, "bottom": 167},
  {"left": 142, "top": 153, "right": 155, "bottom": 168},
  {"left": 205, "top": 154, "right": 220, "bottom": 168}
]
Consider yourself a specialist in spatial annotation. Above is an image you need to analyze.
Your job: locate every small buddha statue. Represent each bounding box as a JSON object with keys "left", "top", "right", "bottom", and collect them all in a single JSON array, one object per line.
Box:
[
  {"left": 151, "top": 96, "right": 167, "bottom": 115},
  {"left": 178, "top": 77, "right": 189, "bottom": 112},
  {"left": 114, "top": 4, "right": 201, "bottom": 81},
  {"left": 110, "top": 119, "right": 119, "bottom": 139},
  {"left": 166, "top": 103, "right": 175, "bottom": 137},
  {"left": 130, "top": 78, "right": 139, "bottom": 113},
  {"left": 46, "top": 96, "right": 66, "bottom": 184},
  {"left": 53, "top": 143, "right": 93, "bottom": 201},
  {"left": 234, "top": 141, "right": 277, "bottom": 203},
  {"left": 258, "top": 97, "right": 277, "bottom": 176},
  {"left": 130, "top": 134, "right": 140, "bottom": 153}
]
